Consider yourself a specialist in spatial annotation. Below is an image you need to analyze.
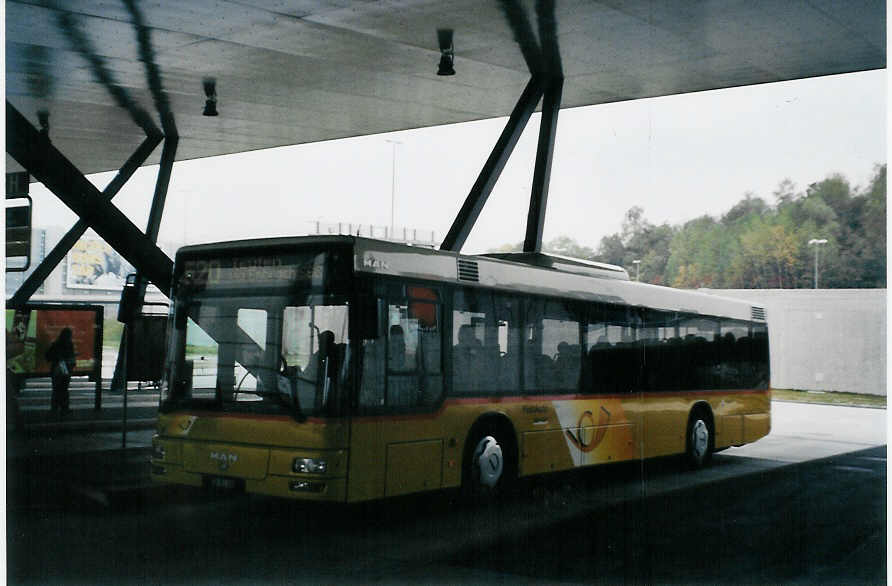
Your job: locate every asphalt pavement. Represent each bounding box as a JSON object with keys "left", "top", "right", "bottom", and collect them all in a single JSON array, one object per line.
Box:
[
  {"left": 5, "top": 381, "right": 886, "bottom": 511},
  {"left": 4, "top": 383, "right": 886, "bottom": 584},
  {"left": 6, "top": 376, "right": 158, "bottom": 508}
]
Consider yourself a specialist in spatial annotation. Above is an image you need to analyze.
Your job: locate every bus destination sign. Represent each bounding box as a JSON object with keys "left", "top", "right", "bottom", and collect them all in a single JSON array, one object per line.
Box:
[{"left": 181, "top": 253, "right": 326, "bottom": 290}]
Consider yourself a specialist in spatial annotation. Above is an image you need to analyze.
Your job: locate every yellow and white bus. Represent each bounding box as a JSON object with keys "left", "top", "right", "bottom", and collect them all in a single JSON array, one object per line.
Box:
[{"left": 151, "top": 236, "right": 770, "bottom": 501}]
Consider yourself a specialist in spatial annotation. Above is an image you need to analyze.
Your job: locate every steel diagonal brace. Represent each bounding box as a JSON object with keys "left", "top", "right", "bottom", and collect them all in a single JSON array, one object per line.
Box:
[
  {"left": 5, "top": 101, "right": 173, "bottom": 295},
  {"left": 498, "top": 0, "right": 545, "bottom": 74},
  {"left": 7, "top": 134, "right": 163, "bottom": 306},
  {"left": 130, "top": 135, "right": 178, "bottom": 309},
  {"left": 522, "top": 0, "right": 563, "bottom": 252},
  {"left": 440, "top": 76, "right": 546, "bottom": 252},
  {"left": 523, "top": 76, "right": 563, "bottom": 253},
  {"left": 442, "top": 0, "right": 563, "bottom": 253}
]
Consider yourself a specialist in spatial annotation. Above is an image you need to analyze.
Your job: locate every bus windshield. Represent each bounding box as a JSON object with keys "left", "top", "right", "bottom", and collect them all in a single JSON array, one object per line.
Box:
[{"left": 161, "top": 249, "right": 351, "bottom": 418}]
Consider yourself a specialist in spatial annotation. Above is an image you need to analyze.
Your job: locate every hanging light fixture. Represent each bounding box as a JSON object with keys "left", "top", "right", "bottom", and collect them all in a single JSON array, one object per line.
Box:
[
  {"left": 202, "top": 78, "right": 218, "bottom": 116},
  {"left": 37, "top": 109, "right": 50, "bottom": 138},
  {"left": 437, "top": 29, "right": 455, "bottom": 76}
]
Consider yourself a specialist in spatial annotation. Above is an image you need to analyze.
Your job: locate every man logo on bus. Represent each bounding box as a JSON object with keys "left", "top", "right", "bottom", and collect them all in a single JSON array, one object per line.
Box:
[
  {"left": 210, "top": 451, "right": 238, "bottom": 471},
  {"left": 566, "top": 406, "right": 611, "bottom": 453}
]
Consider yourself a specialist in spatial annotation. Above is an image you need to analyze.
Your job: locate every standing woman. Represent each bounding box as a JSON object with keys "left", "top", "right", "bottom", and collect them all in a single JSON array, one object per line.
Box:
[{"left": 46, "top": 328, "right": 76, "bottom": 414}]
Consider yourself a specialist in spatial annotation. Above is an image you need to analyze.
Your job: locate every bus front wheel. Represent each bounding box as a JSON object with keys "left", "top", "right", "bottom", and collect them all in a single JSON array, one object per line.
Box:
[
  {"left": 686, "top": 410, "right": 714, "bottom": 469},
  {"left": 463, "top": 424, "right": 516, "bottom": 500}
]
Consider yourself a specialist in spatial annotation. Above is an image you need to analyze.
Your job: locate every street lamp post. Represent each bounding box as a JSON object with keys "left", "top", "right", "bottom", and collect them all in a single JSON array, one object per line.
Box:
[
  {"left": 385, "top": 139, "right": 402, "bottom": 239},
  {"left": 632, "top": 259, "right": 641, "bottom": 282},
  {"left": 808, "top": 238, "right": 827, "bottom": 289}
]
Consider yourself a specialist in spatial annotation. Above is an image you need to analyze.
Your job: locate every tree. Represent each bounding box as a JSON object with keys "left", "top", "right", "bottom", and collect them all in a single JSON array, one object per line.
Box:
[
  {"left": 722, "top": 193, "right": 768, "bottom": 225},
  {"left": 545, "top": 236, "right": 596, "bottom": 260},
  {"left": 594, "top": 234, "right": 625, "bottom": 266},
  {"left": 489, "top": 241, "right": 523, "bottom": 253},
  {"left": 861, "top": 164, "right": 887, "bottom": 287},
  {"left": 592, "top": 207, "right": 674, "bottom": 283},
  {"left": 487, "top": 236, "right": 596, "bottom": 260},
  {"left": 489, "top": 165, "right": 885, "bottom": 289},
  {"left": 773, "top": 179, "right": 799, "bottom": 208},
  {"left": 668, "top": 216, "right": 724, "bottom": 287},
  {"left": 621, "top": 206, "right": 649, "bottom": 243},
  {"left": 807, "top": 174, "right": 852, "bottom": 219}
]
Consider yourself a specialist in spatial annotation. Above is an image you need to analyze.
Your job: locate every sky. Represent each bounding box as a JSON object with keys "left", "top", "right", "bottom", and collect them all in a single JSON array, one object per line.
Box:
[{"left": 28, "top": 68, "right": 886, "bottom": 256}]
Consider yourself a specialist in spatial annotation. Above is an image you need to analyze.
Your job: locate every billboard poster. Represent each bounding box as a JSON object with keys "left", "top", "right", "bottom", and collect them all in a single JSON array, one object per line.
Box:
[
  {"left": 66, "top": 236, "right": 133, "bottom": 290},
  {"left": 6, "top": 306, "right": 102, "bottom": 377},
  {"left": 6, "top": 309, "right": 37, "bottom": 374}
]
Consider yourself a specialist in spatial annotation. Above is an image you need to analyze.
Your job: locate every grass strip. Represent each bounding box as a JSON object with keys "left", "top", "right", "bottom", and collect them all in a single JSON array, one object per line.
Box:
[{"left": 773, "top": 388, "right": 885, "bottom": 408}]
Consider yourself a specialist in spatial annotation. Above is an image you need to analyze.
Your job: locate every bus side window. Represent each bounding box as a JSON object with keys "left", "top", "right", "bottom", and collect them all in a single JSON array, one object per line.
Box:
[
  {"left": 584, "top": 306, "right": 607, "bottom": 393},
  {"left": 359, "top": 300, "right": 385, "bottom": 408},
  {"left": 640, "top": 309, "right": 676, "bottom": 392},
  {"left": 453, "top": 321, "right": 484, "bottom": 392},
  {"left": 542, "top": 301, "right": 581, "bottom": 391},
  {"left": 452, "top": 288, "right": 495, "bottom": 394},
  {"left": 523, "top": 300, "right": 549, "bottom": 392},
  {"left": 359, "top": 338, "right": 385, "bottom": 408},
  {"left": 493, "top": 295, "right": 521, "bottom": 391},
  {"left": 416, "top": 307, "right": 443, "bottom": 405},
  {"left": 360, "top": 290, "right": 443, "bottom": 411},
  {"left": 390, "top": 296, "right": 443, "bottom": 408},
  {"left": 719, "top": 319, "right": 757, "bottom": 389},
  {"left": 385, "top": 304, "right": 416, "bottom": 407},
  {"left": 586, "top": 305, "right": 641, "bottom": 394},
  {"left": 751, "top": 324, "right": 770, "bottom": 389},
  {"left": 678, "top": 315, "right": 719, "bottom": 390}
]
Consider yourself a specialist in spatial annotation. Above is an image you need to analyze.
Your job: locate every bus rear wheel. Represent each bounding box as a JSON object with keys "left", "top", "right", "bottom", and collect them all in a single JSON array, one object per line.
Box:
[{"left": 686, "top": 410, "right": 713, "bottom": 469}]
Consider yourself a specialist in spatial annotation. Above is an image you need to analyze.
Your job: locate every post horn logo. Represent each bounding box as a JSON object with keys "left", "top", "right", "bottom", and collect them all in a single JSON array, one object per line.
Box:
[{"left": 566, "top": 406, "right": 611, "bottom": 453}]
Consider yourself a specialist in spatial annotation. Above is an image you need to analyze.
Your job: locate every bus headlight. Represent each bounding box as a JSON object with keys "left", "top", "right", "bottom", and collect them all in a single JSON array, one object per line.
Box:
[{"left": 293, "top": 457, "right": 327, "bottom": 474}]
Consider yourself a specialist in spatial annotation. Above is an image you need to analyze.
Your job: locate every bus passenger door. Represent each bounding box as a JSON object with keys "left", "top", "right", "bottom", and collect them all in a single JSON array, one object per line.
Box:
[
  {"left": 350, "top": 288, "right": 446, "bottom": 500},
  {"left": 347, "top": 418, "right": 384, "bottom": 501}
]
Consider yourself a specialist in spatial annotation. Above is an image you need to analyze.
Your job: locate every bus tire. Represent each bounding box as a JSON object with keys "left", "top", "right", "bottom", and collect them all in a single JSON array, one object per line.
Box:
[
  {"left": 686, "top": 408, "right": 714, "bottom": 469},
  {"left": 462, "top": 421, "right": 516, "bottom": 501}
]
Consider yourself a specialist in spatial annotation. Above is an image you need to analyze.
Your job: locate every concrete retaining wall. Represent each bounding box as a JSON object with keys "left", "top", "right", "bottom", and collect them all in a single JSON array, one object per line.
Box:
[{"left": 702, "top": 289, "right": 886, "bottom": 396}]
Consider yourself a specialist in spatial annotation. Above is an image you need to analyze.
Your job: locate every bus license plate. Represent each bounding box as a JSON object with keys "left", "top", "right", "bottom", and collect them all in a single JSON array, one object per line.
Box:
[{"left": 207, "top": 476, "right": 237, "bottom": 490}]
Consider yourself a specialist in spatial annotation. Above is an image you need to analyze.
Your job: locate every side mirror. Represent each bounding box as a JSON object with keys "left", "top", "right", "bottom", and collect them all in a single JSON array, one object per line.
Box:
[
  {"left": 174, "top": 301, "right": 194, "bottom": 329},
  {"left": 117, "top": 275, "right": 141, "bottom": 323}
]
